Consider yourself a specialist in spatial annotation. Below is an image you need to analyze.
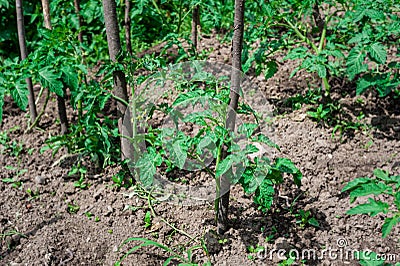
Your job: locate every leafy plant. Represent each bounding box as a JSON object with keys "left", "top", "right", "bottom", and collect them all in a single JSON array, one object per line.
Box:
[
  {"left": 342, "top": 169, "right": 400, "bottom": 238},
  {"left": 132, "top": 64, "right": 302, "bottom": 214},
  {"left": 67, "top": 202, "right": 80, "bottom": 214},
  {"left": 294, "top": 209, "right": 320, "bottom": 229},
  {"left": 247, "top": 244, "right": 265, "bottom": 260}
]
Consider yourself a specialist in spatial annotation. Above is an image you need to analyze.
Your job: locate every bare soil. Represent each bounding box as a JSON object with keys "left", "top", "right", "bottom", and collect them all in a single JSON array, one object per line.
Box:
[{"left": 1, "top": 35, "right": 400, "bottom": 266}]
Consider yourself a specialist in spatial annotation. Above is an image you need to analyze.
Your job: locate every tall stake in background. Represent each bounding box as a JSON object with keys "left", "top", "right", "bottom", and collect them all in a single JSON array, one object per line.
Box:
[
  {"left": 102, "top": 0, "right": 131, "bottom": 161},
  {"left": 16, "top": 0, "right": 37, "bottom": 123},
  {"left": 216, "top": 0, "right": 245, "bottom": 234}
]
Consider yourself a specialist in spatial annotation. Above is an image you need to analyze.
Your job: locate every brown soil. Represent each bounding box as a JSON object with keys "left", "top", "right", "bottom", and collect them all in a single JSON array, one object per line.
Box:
[{"left": 1, "top": 35, "right": 400, "bottom": 266}]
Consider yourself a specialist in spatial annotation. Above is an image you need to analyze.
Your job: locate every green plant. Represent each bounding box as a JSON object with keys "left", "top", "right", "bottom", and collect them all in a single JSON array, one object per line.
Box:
[
  {"left": 67, "top": 202, "right": 80, "bottom": 214},
  {"left": 133, "top": 64, "right": 302, "bottom": 216},
  {"left": 144, "top": 210, "right": 152, "bottom": 229},
  {"left": 342, "top": 169, "right": 400, "bottom": 238},
  {"left": 2, "top": 165, "right": 27, "bottom": 189},
  {"left": 26, "top": 188, "right": 40, "bottom": 200},
  {"left": 245, "top": 0, "right": 400, "bottom": 98},
  {"left": 294, "top": 209, "right": 320, "bottom": 229},
  {"left": 0, "top": 229, "right": 26, "bottom": 249},
  {"left": 247, "top": 244, "right": 265, "bottom": 260}
]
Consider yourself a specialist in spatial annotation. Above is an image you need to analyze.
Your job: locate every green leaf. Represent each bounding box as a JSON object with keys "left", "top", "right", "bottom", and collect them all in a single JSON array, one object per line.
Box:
[
  {"left": 274, "top": 158, "right": 302, "bottom": 187},
  {"left": 346, "top": 198, "right": 389, "bottom": 217},
  {"left": 216, "top": 155, "right": 233, "bottom": 178},
  {"left": 381, "top": 216, "right": 399, "bottom": 238},
  {"left": 166, "top": 138, "right": 187, "bottom": 169},
  {"left": 308, "top": 217, "right": 320, "bottom": 227},
  {"left": 238, "top": 123, "right": 258, "bottom": 138},
  {"left": 315, "top": 64, "right": 326, "bottom": 78},
  {"left": 253, "top": 134, "right": 280, "bottom": 151},
  {"left": 254, "top": 180, "right": 274, "bottom": 212},
  {"left": 39, "top": 66, "right": 64, "bottom": 96},
  {"left": 346, "top": 47, "right": 367, "bottom": 80},
  {"left": 356, "top": 77, "right": 374, "bottom": 95},
  {"left": 61, "top": 66, "right": 79, "bottom": 91},
  {"left": 284, "top": 47, "right": 308, "bottom": 60},
  {"left": 348, "top": 182, "right": 391, "bottom": 203},
  {"left": 367, "top": 43, "right": 387, "bottom": 65},
  {"left": 135, "top": 152, "right": 157, "bottom": 187},
  {"left": 11, "top": 81, "right": 28, "bottom": 111},
  {"left": 172, "top": 90, "right": 204, "bottom": 107},
  {"left": 341, "top": 177, "right": 372, "bottom": 192},
  {"left": 264, "top": 60, "right": 278, "bottom": 80},
  {"left": 373, "top": 168, "right": 389, "bottom": 181}
]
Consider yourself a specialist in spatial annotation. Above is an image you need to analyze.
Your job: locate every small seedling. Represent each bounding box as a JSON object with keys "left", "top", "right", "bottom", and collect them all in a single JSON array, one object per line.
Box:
[
  {"left": 265, "top": 226, "right": 277, "bottom": 243},
  {"left": 295, "top": 209, "right": 320, "bottom": 229},
  {"left": 247, "top": 244, "right": 265, "bottom": 260},
  {"left": 218, "top": 238, "right": 228, "bottom": 244},
  {"left": 67, "top": 203, "right": 80, "bottom": 214},
  {"left": 144, "top": 210, "right": 152, "bottom": 229},
  {"left": 26, "top": 188, "right": 40, "bottom": 200},
  {"left": 85, "top": 212, "right": 94, "bottom": 219}
]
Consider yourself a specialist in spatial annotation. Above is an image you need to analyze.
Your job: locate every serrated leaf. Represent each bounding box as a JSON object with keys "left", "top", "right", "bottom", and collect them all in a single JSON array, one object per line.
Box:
[
  {"left": 356, "top": 77, "right": 374, "bottom": 95},
  {"left": 166, "top": 138, "right": 187, "bottom": 169},
  {"left": 346, "top": 198, "right": 389, "bottom": 217},
  {"left": 238, "top": 123, "right": 258, "bottom": 138},
  {"left": 381, "top": 216, "right": 399, "bottom": 238},
  {"left": 39, "top": 66, "right": 64, "bottom": 96},
  {"left": 61, "top": 66, "right": 79, "bottom": 91},
  {"left": 284, "top": 47, "right": 308, "bottom": 60},
  {"left": 254, "top": 180, "right": 274, "bottom": 212},
  {"left": 264, "top": 60, "right": 278, "bottom": 80},
  {"left": 341, "top": 177, "right": 372, "bottom": 192},
  {"left": 253, "top": 134, "right": 280, "bottom": 151},
  {"left": 373, "top": 168, "right": 389, "bottom": 181},
  {"left": 347, "top": 47, "right": 367, "bottom": 80},
  {"left": 135, "top": 153, "right": 156, "bottom": 187},
  {"left": 275, "top": 158, "right": 302, "bottom": 186},
  {"left": 367, "top": 43, "right": 386, "bottom": 65},
  {"left": 11, "top": 81, "right": 28, "bottom": 111},
  {"left": 216, "top": 154, "right": 233, "bottom": 178},
  {"left": 315, "top": 64, "right": 326, "bottom": 78},
  {"left": 348, "top": 182, "right": 391, "bottom": 203},
  {"left": 172, "top": 90, "right": 204, "bottom": 107}
]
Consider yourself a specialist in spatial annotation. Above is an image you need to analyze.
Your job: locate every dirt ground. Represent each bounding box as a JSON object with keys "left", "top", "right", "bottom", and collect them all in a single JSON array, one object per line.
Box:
[{"left": 1, "top": 35, "right": 400, "bottom": 266}]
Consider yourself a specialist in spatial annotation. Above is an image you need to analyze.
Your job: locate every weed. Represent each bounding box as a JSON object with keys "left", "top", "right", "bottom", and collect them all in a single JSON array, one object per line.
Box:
[
  {"left": 295, "top": 209, "right": 320, "bottom": 229},
  {"left": 67, "top": 202, "right": 80, "bottom": 214},
  {"left": 26, "top": 188, "right": 40, "bottom": 201},
  {"left": 144, "top": 210, "right": 152, "bottom": 229},
  {"left": 247, "top": 244, "right": 265, "bottom": 260}
]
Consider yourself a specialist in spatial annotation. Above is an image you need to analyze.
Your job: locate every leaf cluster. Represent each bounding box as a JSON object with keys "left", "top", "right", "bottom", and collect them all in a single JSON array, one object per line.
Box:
[{"left": 342, "top": 169, "right": 400, "bottom": 238}]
